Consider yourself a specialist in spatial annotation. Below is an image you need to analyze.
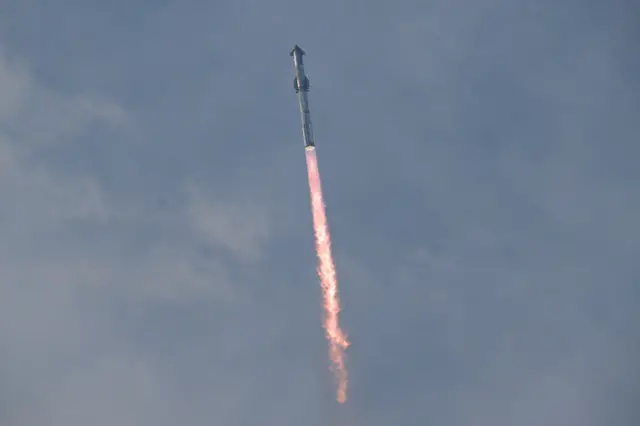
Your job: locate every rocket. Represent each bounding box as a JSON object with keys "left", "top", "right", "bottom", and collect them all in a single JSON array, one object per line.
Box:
[{"left": 291, "top": 45, "right": 315, "bottom": 150}]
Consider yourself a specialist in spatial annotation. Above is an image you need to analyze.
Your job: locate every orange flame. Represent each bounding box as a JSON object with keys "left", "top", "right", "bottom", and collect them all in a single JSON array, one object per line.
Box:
[{"left": 305, "top": 147, "right": 349, "bottom": 404}]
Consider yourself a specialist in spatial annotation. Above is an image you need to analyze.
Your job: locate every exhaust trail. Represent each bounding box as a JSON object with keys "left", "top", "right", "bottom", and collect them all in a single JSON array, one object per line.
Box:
[
  {"left": 291, "top": 45, "right": 349, "bottom": 403},
  {"left": 305, "top": 146, "right": 349, "bottom": 404}
]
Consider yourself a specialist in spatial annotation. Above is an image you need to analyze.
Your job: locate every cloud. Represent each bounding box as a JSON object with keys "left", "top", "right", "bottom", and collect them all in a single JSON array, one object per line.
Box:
[
  {"left": 187, "top": 185, "right": 272, "bottom": 261},
  {"left": 0, "top": 41, "right": 275, "bottom": 426},
  {"left": 0, "top": 48, "right": 126, "bottom": 149}
]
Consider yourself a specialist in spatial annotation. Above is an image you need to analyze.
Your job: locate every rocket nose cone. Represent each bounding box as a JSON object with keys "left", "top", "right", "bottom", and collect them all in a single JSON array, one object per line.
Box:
[{"left": 290, "top": 45, "right": 305, "bottom": 56}]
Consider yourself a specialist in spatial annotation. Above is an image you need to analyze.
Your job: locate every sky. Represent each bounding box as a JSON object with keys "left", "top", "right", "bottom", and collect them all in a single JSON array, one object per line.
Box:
[{"left": 0, "top": 1, "right": 638, "bottom": 425}]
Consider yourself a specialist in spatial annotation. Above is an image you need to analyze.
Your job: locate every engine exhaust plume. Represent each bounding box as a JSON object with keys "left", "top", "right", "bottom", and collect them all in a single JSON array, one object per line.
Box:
[{"left": 305, "top": 146, "right": 349, "bottom": 404}]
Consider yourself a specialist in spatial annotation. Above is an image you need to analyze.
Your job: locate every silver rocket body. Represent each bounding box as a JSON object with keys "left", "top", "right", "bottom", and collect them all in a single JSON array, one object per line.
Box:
[{"left": 290, "top": 45, "right": 315, "bottom": 150}]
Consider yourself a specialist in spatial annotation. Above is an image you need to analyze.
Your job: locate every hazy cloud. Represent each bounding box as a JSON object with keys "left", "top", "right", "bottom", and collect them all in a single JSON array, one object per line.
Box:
[{"left": 187, "top": 186, "right": 272, "bottom": 261}]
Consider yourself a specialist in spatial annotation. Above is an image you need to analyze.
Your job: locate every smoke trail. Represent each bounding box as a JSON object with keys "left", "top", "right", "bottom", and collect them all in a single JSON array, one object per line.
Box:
[{"left": 304, "top": 147, "right": 349, "bottom": 404}]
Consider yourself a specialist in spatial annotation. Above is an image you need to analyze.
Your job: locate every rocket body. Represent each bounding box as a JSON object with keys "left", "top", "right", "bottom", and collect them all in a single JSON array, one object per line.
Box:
[{"left": 291, "top": 45, "right": 315, "bottom": 150}]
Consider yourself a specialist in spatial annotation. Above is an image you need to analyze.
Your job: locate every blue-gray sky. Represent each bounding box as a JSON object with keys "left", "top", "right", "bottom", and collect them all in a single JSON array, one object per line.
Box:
[{"left": 1, "top": 1, "right": 638, "bottom": 425}]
